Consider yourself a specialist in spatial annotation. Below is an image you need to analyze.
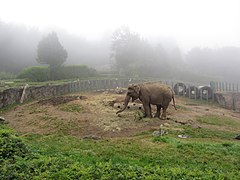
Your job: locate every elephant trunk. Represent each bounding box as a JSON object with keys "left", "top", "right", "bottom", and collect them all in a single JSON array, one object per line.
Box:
[{"left": 116, "top": 95, "right": 131, "bottom": 114}]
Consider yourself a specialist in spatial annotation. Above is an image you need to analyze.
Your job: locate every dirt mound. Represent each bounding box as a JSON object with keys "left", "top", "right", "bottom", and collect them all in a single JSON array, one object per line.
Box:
[
  {"left": 3, "top": 91, "right": 240, "bottom": 138},
  {"left": 37, "top": 95, "right": 87, "bottom": 106}
]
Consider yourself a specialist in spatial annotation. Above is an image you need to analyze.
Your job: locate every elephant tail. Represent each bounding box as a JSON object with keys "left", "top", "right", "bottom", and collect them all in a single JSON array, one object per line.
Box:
[
  {"left": 172, "top": 95, "right": 177, "bottom": 110},
  {"left": 170, "top": 87, "right": 177, "bottom": 110}
]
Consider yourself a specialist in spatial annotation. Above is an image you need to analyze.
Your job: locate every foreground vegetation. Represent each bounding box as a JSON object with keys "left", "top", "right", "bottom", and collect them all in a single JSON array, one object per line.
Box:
[{"left": 1, "top": 116, "right": 240, "bottom": 179}]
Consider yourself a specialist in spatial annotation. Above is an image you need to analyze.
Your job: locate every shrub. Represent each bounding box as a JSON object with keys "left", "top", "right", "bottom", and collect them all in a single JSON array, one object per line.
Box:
[
  {"left": 17, "top": 65, "right": 98, "bottom": 82},
  {"left": 17, "top": 66, "right": 49, "bottom": 82},
  {"left": 0, "top": 126, "right": 29, "bottom": 161},
  {"left": 55, "top": 65, "right": 97, "bottom": 80}
]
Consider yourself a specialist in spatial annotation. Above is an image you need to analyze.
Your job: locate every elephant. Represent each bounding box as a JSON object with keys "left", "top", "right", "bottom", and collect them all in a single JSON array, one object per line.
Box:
[{"left": 116, "top": 82, "right": 176, "bottom": 119}]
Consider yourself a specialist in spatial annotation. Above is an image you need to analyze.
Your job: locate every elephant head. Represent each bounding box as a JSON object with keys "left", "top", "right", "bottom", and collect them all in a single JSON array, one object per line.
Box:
[{"left": 116, "top": 84, "right": 140, "bottom": 114}]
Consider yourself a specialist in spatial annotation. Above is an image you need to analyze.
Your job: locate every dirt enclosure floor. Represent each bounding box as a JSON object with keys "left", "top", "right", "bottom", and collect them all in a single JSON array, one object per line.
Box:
[{"left": 3, "top": 91, "right": 240, "bottom": 138}]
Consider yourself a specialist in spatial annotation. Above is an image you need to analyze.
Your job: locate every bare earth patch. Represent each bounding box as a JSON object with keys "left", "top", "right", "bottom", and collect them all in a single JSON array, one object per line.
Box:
[{"left": 3, "top": 91, "right": 240, "bottom": 138}]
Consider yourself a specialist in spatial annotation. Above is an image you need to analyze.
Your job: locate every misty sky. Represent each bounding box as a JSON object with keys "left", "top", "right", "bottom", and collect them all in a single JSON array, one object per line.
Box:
[{"left": 0, "top": 0, "right": 239, "bottom": 51}]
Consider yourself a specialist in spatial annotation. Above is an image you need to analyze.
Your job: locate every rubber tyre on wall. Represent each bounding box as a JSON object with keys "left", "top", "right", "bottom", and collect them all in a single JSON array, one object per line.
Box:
[
  {"left": 199, "top": 86, "right": 213, "bottom": 100},
  {"left": 186, "top": 86, "right": 199, "bottom": 99},
  {"left": 174, "top": 83, "right": 186, "bottom": 96}
]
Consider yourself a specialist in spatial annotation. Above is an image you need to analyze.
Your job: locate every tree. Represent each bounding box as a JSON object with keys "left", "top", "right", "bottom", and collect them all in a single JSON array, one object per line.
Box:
[
  {"left": 111, "top": 26, "right": 170, "bottom": 77},
  {"left": 111, "top": 26, "right": 142, "bottom": 75},
  {"left": 36, "top": 32, "right": 67, "bottom": 80}
]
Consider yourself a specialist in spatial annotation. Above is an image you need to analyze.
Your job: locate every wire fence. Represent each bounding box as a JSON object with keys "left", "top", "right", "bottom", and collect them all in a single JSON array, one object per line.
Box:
[
  {"left": 1, "top": 78, "right": 240, "bottom": 110},
  {"left": 210, "top": 82, "right": 240, "bottom": 93}
]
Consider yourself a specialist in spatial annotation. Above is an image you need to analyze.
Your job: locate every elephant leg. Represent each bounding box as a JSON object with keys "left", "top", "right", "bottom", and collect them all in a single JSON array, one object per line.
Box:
[
  {"left": 143, "top": 103, "right": 152, "bottom": 118},
  {"left": 154, "top": 105, "right": 161, "bottom": 118},
  {"left": 161, "top": 105, "right": 169, "bottom": 120},
  {"left": 161, "top": 107, "right": 167, "bottom": 120}
]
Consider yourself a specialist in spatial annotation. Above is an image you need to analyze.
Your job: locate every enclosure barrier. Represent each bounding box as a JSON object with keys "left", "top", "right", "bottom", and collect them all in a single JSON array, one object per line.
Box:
[
  {"left": 210, "top": 81, "right": 239, "bottom": 93},
  {"left": 0, "top": 79, "right": 239, "bottom": 111}
]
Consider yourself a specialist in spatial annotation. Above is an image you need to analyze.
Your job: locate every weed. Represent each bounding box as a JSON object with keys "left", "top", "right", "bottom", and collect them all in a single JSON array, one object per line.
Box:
[
  {"left": 197, "top": 115, "right": 240, "bottom": 127},
  {"left": 60, "top": 104, "right": 83, "bottom": 113},
  {"left": 182, "top": 125, "right": 236, "bottom": 139}
]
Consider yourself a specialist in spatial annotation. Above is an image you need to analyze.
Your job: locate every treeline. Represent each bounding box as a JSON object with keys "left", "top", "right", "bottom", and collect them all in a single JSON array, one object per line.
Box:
[
  {"left": 1, "top": 21, "right": 240, "bottom": 83},
  {"left": 110, "top": 27, "right": 185, "bottom": 79},
  {"left": 110, "top": 27, "right": 240, "bottom": 83}
]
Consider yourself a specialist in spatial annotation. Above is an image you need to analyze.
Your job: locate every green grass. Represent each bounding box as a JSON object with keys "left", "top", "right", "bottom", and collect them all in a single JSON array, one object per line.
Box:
[
  {"left": 181, "top": 125, "right": 237, "bottom": 139},
  {"left": 197, "top": 115, "right": 240, "bottom": 127},
  {"left": 20, "top": 132, "right": 240, "bottom": 179},
  {"left": 1, "top": 115, "right": 240, "bottom": 178}
]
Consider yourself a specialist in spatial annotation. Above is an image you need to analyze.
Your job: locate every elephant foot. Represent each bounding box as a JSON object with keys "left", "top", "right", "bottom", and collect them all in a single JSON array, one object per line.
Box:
[
  {"left": 160, "top": 116, "right": 167, "bottom": 120},
  {"left": 154, "top": 115, "right": 160, "bottom": 119}
]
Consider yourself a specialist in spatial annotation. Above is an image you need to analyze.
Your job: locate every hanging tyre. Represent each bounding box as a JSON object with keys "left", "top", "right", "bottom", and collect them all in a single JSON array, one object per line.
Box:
[
  {"left": 199, "top": 86, "right": 213, "bottom": 100},
  {"left": 173, "top": 83, "right": 186, "bottom": 96},
  {"left": 186, "top": 86, "right": 199, "bottom": 99}
]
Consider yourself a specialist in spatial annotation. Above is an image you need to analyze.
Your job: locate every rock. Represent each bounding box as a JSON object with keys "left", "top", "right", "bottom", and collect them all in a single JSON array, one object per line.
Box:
[
  {"left": 178, "top": 134, "right": 188, "bottom": 139},
  {"left": 152, "top": 131, "right": 160, "bottom": 136},
  {"left": 235, "top": 134, "right": 240, "bottom": 140},
  {"left": 215, "top": 92, "right": 240, "bottom": 111},
  {"left": 83, "top": 135, "right": 102, "bottom": 140},
  {"left": 114, "top": 87, "right": 126, "bottom": 94},
  {"left": 0, "top": 116, "right": 5, "bottom": 122}
]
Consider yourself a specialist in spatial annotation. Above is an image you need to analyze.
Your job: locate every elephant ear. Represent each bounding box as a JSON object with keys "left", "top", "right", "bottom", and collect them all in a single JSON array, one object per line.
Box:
[{"left": 133, "top": 84, "right": 140, "bottom": 95}]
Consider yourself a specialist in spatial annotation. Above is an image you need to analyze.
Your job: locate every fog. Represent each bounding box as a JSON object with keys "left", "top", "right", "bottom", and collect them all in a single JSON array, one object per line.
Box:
[{"left": 0, "top": 0, "right": 240, "bottom": 83}]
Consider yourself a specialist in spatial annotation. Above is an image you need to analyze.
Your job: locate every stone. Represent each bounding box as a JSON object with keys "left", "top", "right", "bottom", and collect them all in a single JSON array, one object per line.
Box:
[
  {"left": 235, "top": 134, "right": 240, "bottom": 140},
  {"left": 83, "top": 135, "right": 102, "bottom": 140},
  {"left": 152, "top": 131, "right": 160, "bottom": 136},
  {"left": 178, "top": 134, "right": 188, "bottom": 139},
  {"left": 215, "top": 92, "right": 240, "bottom": 111},
  {"left": 0, "top": 116, "right": 5, "bottom": 121},
  {"left": 0, "top": 116, "right": 6, "bottom": 124}
]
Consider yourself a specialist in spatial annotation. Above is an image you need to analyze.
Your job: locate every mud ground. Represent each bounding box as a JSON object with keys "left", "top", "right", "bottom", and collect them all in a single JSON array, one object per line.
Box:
[{"left": 3, "top": 91, "right": 240, "bottom": 138}]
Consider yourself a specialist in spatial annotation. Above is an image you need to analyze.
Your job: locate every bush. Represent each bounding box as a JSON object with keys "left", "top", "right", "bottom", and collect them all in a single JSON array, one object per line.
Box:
[
  {"left": 0, "top": 126, "right": 29, "bottom": 161},
  {"left": 17, "top": 65, "right": 98, "bottom": 82},
  {"left": 57, "top": 65, "right": 98, "bottom": 80},
  {"left": 17, "top": 66, "right": 49, "bottom": 82},
  {"left": 0, "top": 72, "right": 16, "bottom": 80}
]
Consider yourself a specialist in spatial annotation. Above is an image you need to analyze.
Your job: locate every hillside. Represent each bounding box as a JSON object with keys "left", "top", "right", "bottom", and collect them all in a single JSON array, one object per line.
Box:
[{"left": 1, "top": 91, "right": 240, "bottom": 178}]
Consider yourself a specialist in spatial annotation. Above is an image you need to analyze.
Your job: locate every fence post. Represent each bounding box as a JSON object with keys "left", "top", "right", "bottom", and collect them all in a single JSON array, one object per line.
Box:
[
  {"left": 188, "top": 85, "right": 190, "bottom": 98},
  {"left": 177, "top": 83, "right": 179, "bottom": 96},
  {"left": 171, "top": 81, "right": 174, "bottom": 90},
  {"left": 194, "top": 86, "right": 197, "bottom": 100},
  {"left": 232, "top": 93, "right": 236, "bottom": 111},
  {"left": 206, "top": 90, "right": 208, "bottom": 102},
  {"left": 200, "top": 88, "right": 202, "bottom": 101}
]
